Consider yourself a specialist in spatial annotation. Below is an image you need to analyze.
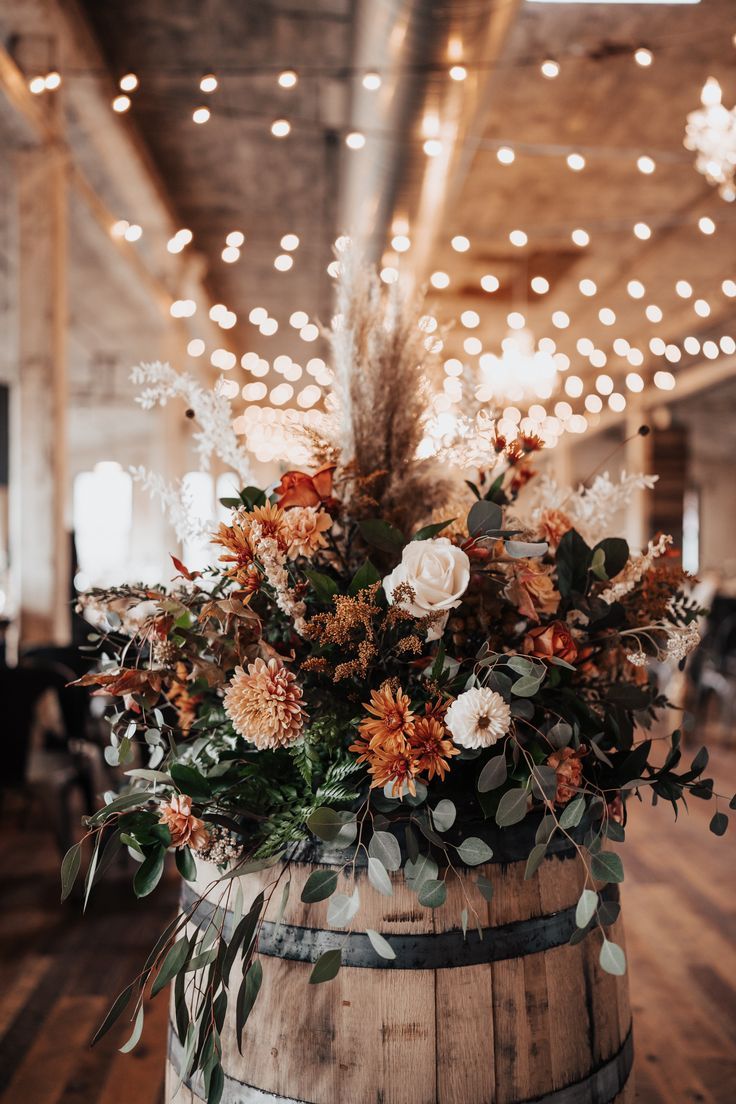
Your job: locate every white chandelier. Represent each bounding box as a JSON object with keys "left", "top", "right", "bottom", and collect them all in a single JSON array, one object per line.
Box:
[{"left": 684, "top": 78, "right": 736, "bottom": 203}]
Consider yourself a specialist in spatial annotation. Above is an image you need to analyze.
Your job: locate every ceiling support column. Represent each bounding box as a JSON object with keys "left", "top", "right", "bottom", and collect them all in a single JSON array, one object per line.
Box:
[{"left": 16, "top": 133, "right": 71, "bottom": 644}]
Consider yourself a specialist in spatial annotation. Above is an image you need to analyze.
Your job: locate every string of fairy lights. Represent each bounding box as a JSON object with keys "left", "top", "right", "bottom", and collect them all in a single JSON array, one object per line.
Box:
[{"left": 21, "top": 27, "right": 736, "bottom": 462}]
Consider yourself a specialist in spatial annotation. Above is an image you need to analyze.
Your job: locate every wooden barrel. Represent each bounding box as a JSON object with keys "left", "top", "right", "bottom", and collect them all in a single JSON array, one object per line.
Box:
[{"left": 165, "top": 824, "right": 633, "bottom": 1104}]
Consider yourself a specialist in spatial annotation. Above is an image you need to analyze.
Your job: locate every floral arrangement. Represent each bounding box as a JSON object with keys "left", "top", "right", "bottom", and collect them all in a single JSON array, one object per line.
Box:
[{"left": 64, "top": 248, "right": 732, "bottom": 1104}]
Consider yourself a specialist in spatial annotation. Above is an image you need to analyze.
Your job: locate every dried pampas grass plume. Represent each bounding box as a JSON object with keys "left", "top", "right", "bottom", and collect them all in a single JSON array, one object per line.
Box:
[{"left": 328, "top": 243, "right": 454, "bottom": 531}]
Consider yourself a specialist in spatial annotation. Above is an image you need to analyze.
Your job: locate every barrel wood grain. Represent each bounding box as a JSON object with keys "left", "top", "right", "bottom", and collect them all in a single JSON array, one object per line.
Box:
[{"left": 166, "top": 839, "right": 633, "bottom": 1104}]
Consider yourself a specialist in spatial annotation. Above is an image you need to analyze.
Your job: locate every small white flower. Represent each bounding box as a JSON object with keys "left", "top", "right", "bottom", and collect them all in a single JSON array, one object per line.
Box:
[
  {"left": 383, "top": 537, "right": 470, "bottom": 641},
  {"left": 445, "top": 687, "right": 511, "bottom": 749}
]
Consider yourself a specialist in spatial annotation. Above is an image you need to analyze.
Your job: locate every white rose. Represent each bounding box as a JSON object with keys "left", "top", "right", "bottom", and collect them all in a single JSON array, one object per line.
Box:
[
  {"left": 445, "top": 687, "right": 511, "bottom": 749},
  {"left": 383, "top": 537, "right": 470, "bottom": 641}
]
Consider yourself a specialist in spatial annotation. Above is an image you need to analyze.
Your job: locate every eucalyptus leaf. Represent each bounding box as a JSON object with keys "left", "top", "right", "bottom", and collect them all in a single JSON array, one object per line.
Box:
[
  {"left": 404, "top": 853, "right": 438, "bottom": 892},
  {"left": 417, "top": 878, "right": 447, "bottom": 908},
  {"left": 495, "top": 788, "right": 529, "bottom": 828},
  {"left": 476, "top": 874, "right": 494, "bottom": 902},
  {"left": 468, "top": 499, "right": 503, "bottom": 538},
  {"left": 524, "top": 843, "right": 547, "bottom": 880},
  {"left": 175, "top": 847, "right": 197, "bottom": 882},
  {"left": 367, "top": 856, "right": 394, "bottom": 896},
  {"left": 504, "top": 540, "right": 548, "bottom": 559},
  {"left": 368, "top": 830, "right": 402, "bottom": 871},
  {"left": 575, "top": 889, "right": 598, "bottom": 929},
  {"left": 591, "top": 851, "right": 624, "bottom": 884},
  {"left": 457, "top": 837, "right": 494, "bottom": 866},
  {"left": 133, "top": 848, "right": 165, "bottom": 898},
  {"left": 709, "top": 811, "right": 728, "bottom": 836},
  {"left": 60, "top": 841, "right": 82, "bottom": 902},
  {"left": 236, "top": 960, "right": 263, "bottom": 1052},
  {"left": 531, "top": 765, "right": 558, "bottom": 802},
  {"left": 432, "top": 799, "right": 456, "bottom": 832},
  {"left": 300, "top": 869, "right": 339, "bottom": 903},
  {"left": 547, "top": 721, "right": 573, "bottom": 749},
  {"left": 365, "top": 928, "right": 396, "bottom": 960},
  {"left": 599, "top": 939, "right": 627, "bottom": 976},
  {"left": 510, "top": 674, "right": 544, "bottom": 698},
  {"left": 152, "top": 934, "right": 192, "bottom": 996},
  {"left": 559, "top": 795, "right": 586, "bottom": 829},
  {"left": 309, "top": 949, "right": 342, "bottom": 984},
  {"left": 477, "top": 755, "right": 508, "bottom": 793},
  {"left": 327, "top": 888, "right": 361, "bottom": 927}
]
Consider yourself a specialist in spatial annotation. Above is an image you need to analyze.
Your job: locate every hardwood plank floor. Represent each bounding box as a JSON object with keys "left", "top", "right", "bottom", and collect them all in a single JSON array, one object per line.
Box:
[{"left": 0, "top": 749, "right": 733, "bottom": 1103}]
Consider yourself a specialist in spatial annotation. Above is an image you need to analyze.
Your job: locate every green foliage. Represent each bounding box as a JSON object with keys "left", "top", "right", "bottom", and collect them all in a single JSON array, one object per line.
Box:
[{"left": 309, "top": 949, "right": 342, "bottom": 984}]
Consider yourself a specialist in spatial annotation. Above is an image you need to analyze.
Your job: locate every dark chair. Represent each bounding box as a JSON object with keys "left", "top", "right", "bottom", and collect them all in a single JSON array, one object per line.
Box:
[{"left": 0, "top": 663, "right": 95, "bottom": 854}]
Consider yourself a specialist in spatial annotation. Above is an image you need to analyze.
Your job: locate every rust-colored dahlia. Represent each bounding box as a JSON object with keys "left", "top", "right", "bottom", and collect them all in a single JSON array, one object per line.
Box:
[
  {"left": 159, "top": 794, "right": 209, "bottom": 850},
  {"left": 224, "top": 657, "right": 306, "bottom": 749},
  {"left": 363, "top": 747, "right": 420, "bottom": 797},
  {"left": 547, "top": 746, "right": 584, "bottom": 804},
  {"left": 211, "top": 516, "right": 257, "bottom": 588},
  {"left": 358, "top": 684, "right": 415, "bottom": 753},
  {"left": 409, "top": 716, "right": 460, "bottom": 781}
]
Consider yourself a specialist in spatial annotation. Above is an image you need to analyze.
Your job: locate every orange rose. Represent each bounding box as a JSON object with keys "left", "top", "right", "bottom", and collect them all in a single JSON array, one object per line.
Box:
[
  {"left": 504, "top": 562, "right": 560, "bottom": 622},
  {"left": 523, "top": 620, "right": 578, "bottom": 664},
  {"left": 159, "top": 794, "right": 209, "bottom": 850},
  {"left": 547, "top": 747, "right": 584, "bottom": 804},
  {"left": 275, "top": 464, "right": 336, "bottom": 509}
]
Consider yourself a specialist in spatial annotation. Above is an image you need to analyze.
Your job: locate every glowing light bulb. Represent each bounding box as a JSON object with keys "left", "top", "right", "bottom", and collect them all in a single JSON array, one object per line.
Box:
[
  {"left": 380, "top": 266, "right": 398, "bottom": 284},
  {"left": 565, "top": 376, "right": 583, "bottom": 398},
  {"left": 461, "top": 310, "right": 480, "bottom": 329},
  {"left": 200, "top": 74, "right": 218, "bottom": 93},
  {"left": 119, "top": 73, "right": 138, "bottom": 92},
  {"left": 609, "top": 393, "right": 626, "bottom": 413},
  {"left": 300, "top": 323, "right": 319, "bottom": 342},
  {"left": 698, "top": 216, "right": 716, "bottom": 235},
  {"left": 226, "top": 231, "right": 245, "bottom": 248},
  {"left": 722, "top": 279, "right": 736, "bottom": 297},
  {"left": 585, "top": 394, "right": 603, "bottom": 413},
  {"left": 596, "top": 375, "right": 613, "bottom": 396},
  {"left": 654, "top": 371, "right": 676, "bottom": 390},
  {"left": 278, "top": 70, "right": 298, "bottom": 88},
  {"left": 650, "top": 337, "right": 666, "bottom": 356},
  {"left": 634, "top": 222, "right": 651, "bottom": 240},
  {"left": 637, "top": 156, "right": 655, "bottom": 175},
  {"left": 599, "top": 308, "right": 616, "bottom": 326},
  {"left": 552, "top": 311, "right": 570, "bottom": 329},
  {"left": 541, "top": 59, "right": 560, "bottom": 79},
  {"left": 274, "top": 254, "right": 293, "bottom": 271},
  {"left": 248, "top": 307, "right": 268, "bottom": 325},
  {"left": 627, "top": 280, "right": 645, "bottom": 299},
  {"left": 423, "top": 139, "right": 442, "bottom": 157},
  {"left": 694, "top": 298, "right": 711, "bottom": 317},
  {"left": 392, "top": 235, "right": 411, "bottom": 253},
  {"left": 451, "top": 235, "right": 470, "bottom": 252},
  {"left": 676, "top": 280, "right": 693, "bottom": 298},
  {"left": 45, "top": 71, "right": 62, "bottom": 90},
  {"left": 188, "top": 338, "right": 205, "bottom": 358},
  {"left": 626, "top": 372, "right": 644, "bottom": 393},
  {"left": 507, "top": 312, "right": 525, "bottom": 330},
  {"left": 509, "top": 229, "right": 527, "bottom": 247},
  {"left": 665, "top": 344, "right": 681, "bottom": 363},
  {"left": 645, "top": 304, "right": 663, "bottom": 323},
  {"left": 571, "top": 228, "right": 589, "bottom": 247},
  {"left": 271, "top": 119, "right": 291, "bottom": 137},
  {"left": 222, "top": 246, "right": 240, "bottom": 263},
  {"left": 346, "top": 131, "right": 366, "bottom": 149},
  {"left": 567, "top": 153, "right": 586, "bottom": 172},
  {"left": 111, "top": 219, "right": 129, "bottom": 238},
  {"left": 627, "top": 348, "right": 644, "bottom": 367},
  {"left": 480, "top": 274, "right": 499, "bottom": 292},
  {"left": 497, "top": 146, "right": 515, "bottom": 165},
  {"left": 634, "top": 48, "right": 653, "bottom": 67},
  {"left": 124, "top": 223, "right": 142, "bottom": 242},
  {"left": 261, "top": 318, "right": 279, "bottom": 336},
  {"left": 463, "top": 336, "right": 482, "bottom": 355},
  {"left": 362, "top": 72, "right": 381, "bottom": 90},
  {"left": 531, "top": 276, "right": 549, "bottom": 294},
  {"left": 579, "top": 279, "right": 597, "bottom": 297},
  {"left": 192, "top": 107, "right": 210, "bottom": 124},
  {"left": 449, "top": 65, "right": 467, "bottom": 81},
  {"left": 701, "top": 77, "right": 722, "bottom": 107},
  {"left": 112, "top": 95, "right": 131, "bottom": 113},
  {"left": 29, "top": 76, "right": 46, "bottom": 95},
  {"left": 430, "top": 271, "right": 450, "bottom": 288}
]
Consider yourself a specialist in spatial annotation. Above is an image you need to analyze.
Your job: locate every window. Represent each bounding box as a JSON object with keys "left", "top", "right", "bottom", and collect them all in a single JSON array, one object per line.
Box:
[{"left": 73, "top": 462, "right": 132, "bottom": 588}]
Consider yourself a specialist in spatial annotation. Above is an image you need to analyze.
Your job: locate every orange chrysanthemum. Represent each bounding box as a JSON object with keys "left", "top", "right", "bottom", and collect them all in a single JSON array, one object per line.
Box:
[
  {"left": 364, "top": 747, "right": 421, "bottom": 797},
  {"left": 358, "top": 684, "right": 415, "bottom": 753},
  {"left": 409, "top": 716, "right": 460, "bottom": 782},
  {"left": 211, "top": 516, "right": 260, "bottom": 590}
]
